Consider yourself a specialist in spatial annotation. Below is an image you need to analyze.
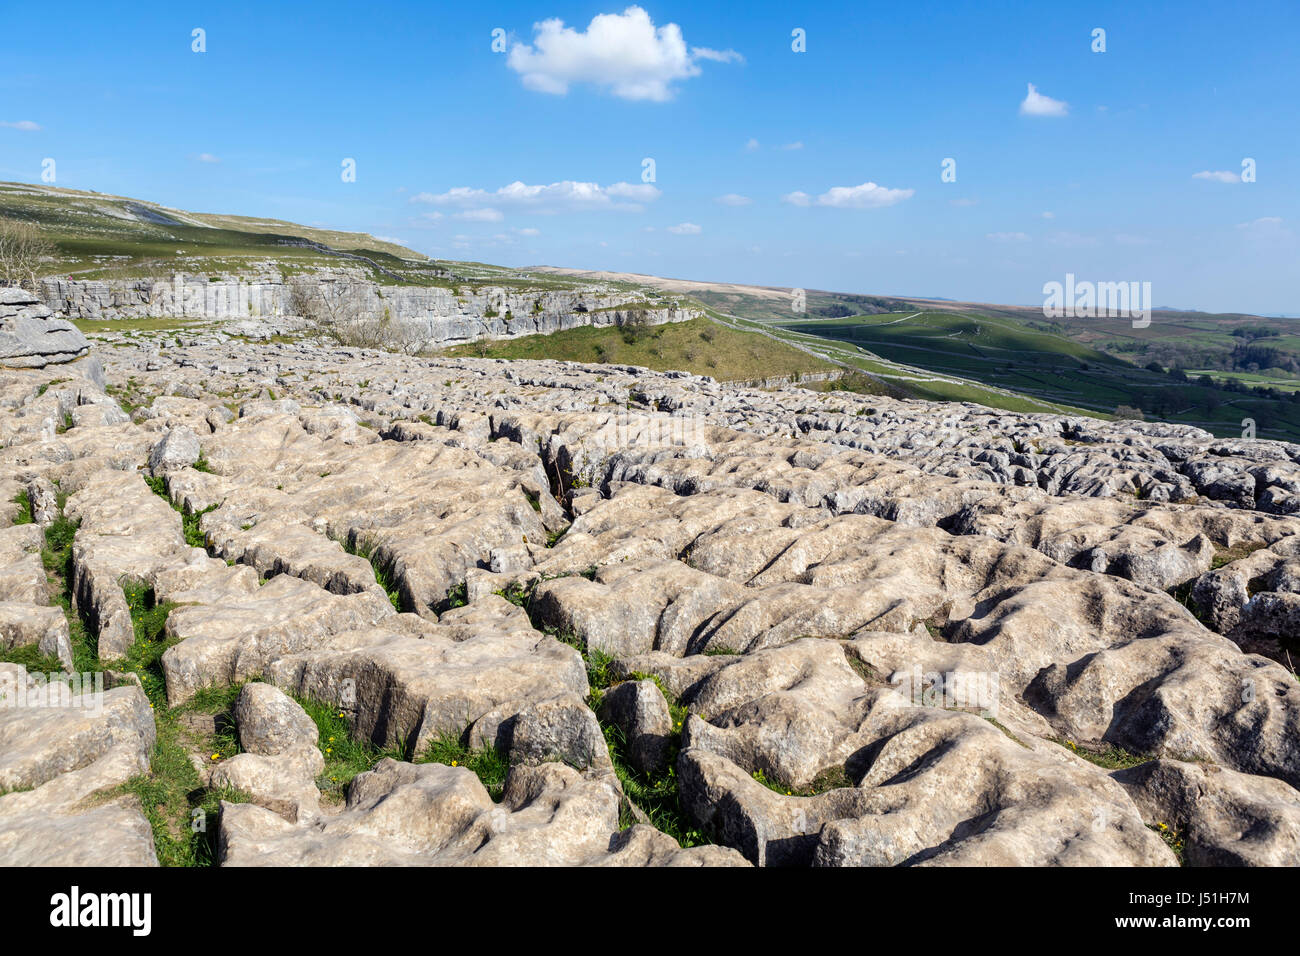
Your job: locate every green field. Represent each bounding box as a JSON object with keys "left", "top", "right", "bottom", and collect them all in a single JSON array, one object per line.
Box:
[
  {"left": 442, "top": 318, "right": 846, "bottom": 388},
  {"left": 13, "top": 181, "right": 1300, "bottom": 439},
  {"left": 769, "top": 310, "right": 1300, "bottom": 441}
]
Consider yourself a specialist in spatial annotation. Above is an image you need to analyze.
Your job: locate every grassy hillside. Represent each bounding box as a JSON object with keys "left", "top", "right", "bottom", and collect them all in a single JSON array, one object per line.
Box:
[
  {"left": 14, "top": 184, "right": 1293, "bottom": 437},
  {"left": 777, "top": 310, "right": 1300, "bottom": 441},
  {"left": 442, "top": 318, "right": 845, "bottom": 387}
]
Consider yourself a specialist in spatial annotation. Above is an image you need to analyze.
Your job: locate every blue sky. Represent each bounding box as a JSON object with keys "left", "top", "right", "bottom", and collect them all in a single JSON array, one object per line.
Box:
[{"left": 1, "top": 1, "right": 1296, "bottom": 314}]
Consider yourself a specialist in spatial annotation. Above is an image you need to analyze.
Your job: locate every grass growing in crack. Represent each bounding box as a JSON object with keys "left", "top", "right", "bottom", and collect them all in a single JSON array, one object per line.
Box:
[
  {"left": 10, "top": 489, "right": 34, "bottom": 525},
  {"left": 750, "top": 764, "right": 854, "bottom": 797},
  {"left": 294, "top": 695, "right": 406, "bottom": 803},
  {"left": 0, "top": 643, "right": 64, "bottom": 672},
  {"left": 417, "top": 734, "right": 510, "bottom": 801},
  {"left": 1052, "top": 737, "right": 1149, "bottom": 770},
  {"left": 144, "top": 474, "right": 219, "bottom": 549},
  {"left": 1168, "top": 580, "right": 1213, "bottom": 627},
  {"left": 192, "top": 451, "right": 215, "bottom": 474},
  {"left": 338, "top": 534, "right": 402, "bottom": 611},
  {"left": 600, "top": 719, "right": 707, "bottom": 846},
  {"left": 1210, "top": 541, "right": 1267, "bottom": 570},
  {"left": 115, "top": 711, "right": 249, "bottom": 867},
  {"left": 492, "top": 576, "right": 712, "bottom": 847},
  {"left": 111, "top": 634, "right": 250, "bottom": 867},
  {"left": 36, "top": 501, "right": 97, "bottom": 671},
  {"left": 115, "top": 581, "right": 179, "bottom": 703},
  {"left": 985, "top": 716, "right": 1031, "bottom": 749},
  {"left": 841, "top": 650, "right": 884, "bottom": 685},
  {"left": 438, "top": 582, "right": 468, "bottom": 613}
]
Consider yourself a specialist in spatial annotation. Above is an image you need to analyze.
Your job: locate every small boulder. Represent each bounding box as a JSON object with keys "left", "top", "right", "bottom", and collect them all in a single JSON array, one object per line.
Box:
[
  {"left": 599, "top": 679, "right": 674, "bottom": 775},
  {"left": 233, "top": 683, "right": 319, "bottom": 756},
  {"left": 148, "top": 426, "right": 201, "bottom": 475},
  {"left": 0, "top": 288, "right": 89, "bottom": 368}
]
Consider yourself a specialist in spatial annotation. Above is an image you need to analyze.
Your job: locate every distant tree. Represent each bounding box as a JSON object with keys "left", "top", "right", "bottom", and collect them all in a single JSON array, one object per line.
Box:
[
  {"left": 287, "top": 275, "right": 425, "bottom": 354},
  {"left": 616, "top": 307, "right": 651, "bottom": 344},
  {"left": 1114, "top": 404, "right": 1145, "bottom": 421},
  {"left": 816, "top": 304, "right": 854, "bottom": 318},
  {"left": 0, "top": 219, "right": 55, "bottom": 291}
]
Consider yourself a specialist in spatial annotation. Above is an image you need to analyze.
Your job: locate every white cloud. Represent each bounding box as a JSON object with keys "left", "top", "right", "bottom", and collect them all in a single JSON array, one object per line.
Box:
[
  {"left": 692, "top": 46, "right": 743, "bottom": 63},
  {"left": 192, "top": 153, "right": 221, "bottom": 163},
  {"left": 1019, "top": 83, "right": 1068, "bottom": 117},
  {"left": 780, "top": 141, "right": 804, "bottom": 151},
  {"left": 949, "top": 197, "right": 978, "bottom": 207},
  {"left": 506, "top": 6, "right": 739, "bottom": 101},
  {"left": 454, "top": 208, "right": 504, "bottom": 222},
  {"left": 1040, "top": 211, "right": 1055, "bottom": 219},
  {"left": 0, "top": 120, "right": 41, "bottom": 131},
  {"left": 410, "top": 180, "right": 661, "bottom": 214},
  {"left": 372, "top": 235, "right": 409, "bottom": 246},
  {"left": 744, "top": 138, "right": 760, "bottom": 151},
  {"left": 715, "top": 193, "right": 752, "bottom": 206},
  {"left": 1193, "top": 170, "right": 1241, "bottom": 184},
  {"left": 515, "top": 227, "right": 541, "bottom": 236},
  {"left": 667, "top": 222, "right": 701, "bottom": 234},
  {"left": 987, "top": 232, "right": 1031, "bottom": 242},
  {"left": 1235, "top": 216, "right": 1289, "bottom": 239},
  {"left": 782, "top": 182, "right": 914, "bottom": 209}
]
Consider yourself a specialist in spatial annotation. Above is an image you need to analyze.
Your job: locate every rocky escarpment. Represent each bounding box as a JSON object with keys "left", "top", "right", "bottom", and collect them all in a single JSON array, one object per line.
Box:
[
  {"left": 39, "top": 272, "right": 697, "bottom": 347},
  {"left": 3, "top": 320, "right": 1300, "bottom": 868}
]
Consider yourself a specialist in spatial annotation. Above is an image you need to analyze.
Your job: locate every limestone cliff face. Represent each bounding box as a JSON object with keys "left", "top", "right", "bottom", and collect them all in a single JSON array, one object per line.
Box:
[{"left": 38, "top": 273, "right": 697, "bottom": 346}]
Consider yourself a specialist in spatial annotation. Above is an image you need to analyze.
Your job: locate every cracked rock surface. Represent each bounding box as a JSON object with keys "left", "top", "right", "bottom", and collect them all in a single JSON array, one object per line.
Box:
[{"left": 3, "top": 307, "right": 1300, "bottom": 867}]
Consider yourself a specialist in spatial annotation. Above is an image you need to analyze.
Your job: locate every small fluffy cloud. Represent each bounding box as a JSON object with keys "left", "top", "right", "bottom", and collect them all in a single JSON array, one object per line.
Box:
[
  {"left": 1040, "top": 211, "right": 1055, "bottom": 219},
  {"left": 515, "top": 227, "right": 541, "bottom": 236},
  {"left": 192, "top": 153, "right": 221, "bottom": 163},
  {"left": 667, "top": 222, "right": 701, "bottom": 234},
  {"left": 1019, "top": 83, "right": 1068, "bottom": 117},
  {"left": 410, "top": 180, "right": 661, "bottom": 216},
  {"left": 744, "top": 138, "right": 760, "bottom": 151},
  {"left": 506, "top": 6, "right": 739, "bottom": 101},
  {"left": 0, "top": 120, "right": 41, "bottom": 131},
  {"left": 1193, "top": 170, "right": 1241, "bottom": 184},
  {"left": 780, "top": 141, "right": 804, "bottom": 151},
  {"left": 692, "top": 46, "right": 743, "bottom": 63},
  {"left": 1237, "top": 216, "right": 1282, "bottom": 228},
  {"left": 715, "top": 193, "right": 752, "bottom": 206},
  {"left": 1235, "top": 216, "right": 1289, "bottom": 239},
  {"left": 987, "top": 232, "right": 1031, "bottom": 242},
  {"left": 453, "top": 208, "right": 504, "bottom": 222},
  {"left": 783, "top": 182, "right": 913, "bottom": 209}
]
